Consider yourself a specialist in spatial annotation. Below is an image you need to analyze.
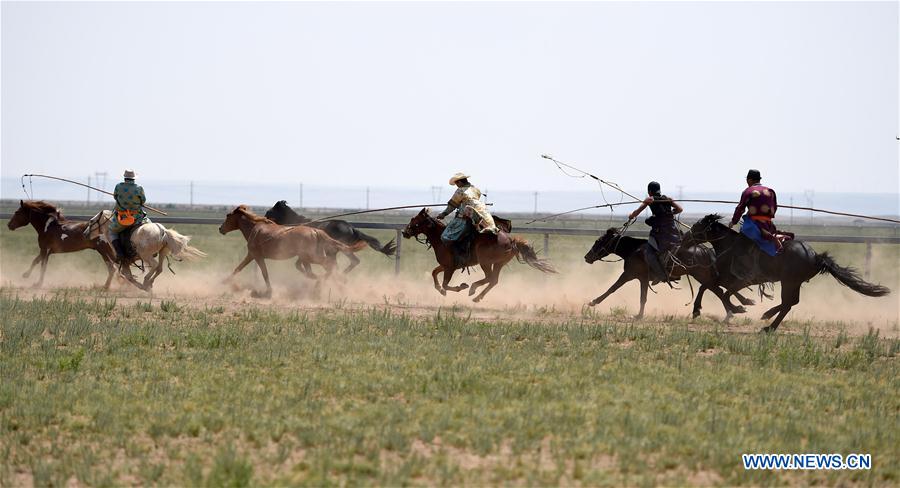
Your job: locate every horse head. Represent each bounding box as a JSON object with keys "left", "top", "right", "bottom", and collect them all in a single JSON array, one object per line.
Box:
[
  {"left": 83, "top": 210, "right": 113, "bottom": 240},
  {"left": 7, "top": 200, "right": 31, "bottom": 230},
  {"left": 265, "top": 200, "right": 309, "bottom": 225},
  {"left": 585, "top": 228, "right": 622, "bottom": 263},
  {"left": 219, "top": 206, "right": 246, "bottom": 234},
  {"left": 402, "top": 208, "right": 436, "bottom": 239},
  {"left": 689, "top": 214, "right": 728, "bottom": 244}
]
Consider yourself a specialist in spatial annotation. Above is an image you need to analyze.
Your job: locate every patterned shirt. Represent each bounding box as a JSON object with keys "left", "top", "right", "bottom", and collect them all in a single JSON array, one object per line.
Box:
[
  {"left": 114, "top": 181, "right": 147, "bottom": 218},
  {"left": 731, "top": 184, "right": 777, "bottom": 226}
]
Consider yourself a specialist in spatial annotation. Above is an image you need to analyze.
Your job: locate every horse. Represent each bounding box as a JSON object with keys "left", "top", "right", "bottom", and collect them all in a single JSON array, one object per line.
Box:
[
  {"left": 687, "top": 214, "right": 890, "bottom": 332},
  {"left": 7, "top": 200, "right": 117, "bottom": 289},
  {"left": 264, "top": 201, "right": 396, "bottom": 273},
  {"left": 584, "top": 227, "right": 756, "bottom": 320},
  {"left": 401, "top": 208, "right": 556, "bottom": 302},
  {"left": 219, "top": 205, "right": 351, "bottom": 298},
  {"left": 85, "top": 210, "right": 207, "bottom": 292}
]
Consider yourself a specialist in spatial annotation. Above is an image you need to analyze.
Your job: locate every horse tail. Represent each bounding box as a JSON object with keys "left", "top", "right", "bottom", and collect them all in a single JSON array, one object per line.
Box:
[
  {"left": 817, "top": 252, "right": 890, "bottom": 297},
  {"left": 357, "top": 231, "right": 397, "bottom": 257},
  {"left": 163, "top": 228, "right": 207, "bottom": 261},
  {"left": 315, "top": 230, "right": 352, "bottom": 256},
  {"left": 511, "top": 236, "right": 558, "bottom": 274}
]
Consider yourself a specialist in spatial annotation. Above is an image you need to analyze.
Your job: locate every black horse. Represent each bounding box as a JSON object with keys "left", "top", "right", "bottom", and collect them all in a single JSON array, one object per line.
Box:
[
  {"left": 687, "top": 214, "right": 890, "bottom": 332},
  {"left": 265, "top": 201, "right": 396, "bottom": 273},
  {"left": 584, "top": 228, "right": 755, "bottom": 319}
]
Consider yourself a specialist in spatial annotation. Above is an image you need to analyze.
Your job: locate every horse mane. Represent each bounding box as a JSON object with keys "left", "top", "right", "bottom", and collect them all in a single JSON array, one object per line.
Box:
[
  {"left": 603, "top": 227, "right": 644, "bottom": 255},
  {"left": 22, "top": 200, "right": 66, "bottom": 221},
  {"left": 701, "top": 214, "right": 724, "bottom": 226},
  {"left": 234, "top": 205, "right": 274, "bottom": 224}
]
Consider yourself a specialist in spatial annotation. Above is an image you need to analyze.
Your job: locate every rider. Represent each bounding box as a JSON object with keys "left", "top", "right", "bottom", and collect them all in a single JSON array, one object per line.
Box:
[
  {"left": 436, "top": 172, "right": 498, "bottom": 265},
  {"left": 109, "top": 169, "right": 148, "bottom": 267},
  {"left": 628, "top": 181, "right": 683, "bottom": 285},
  {"left": 729, "top": 169, "right": 782, "bottom": 256}
]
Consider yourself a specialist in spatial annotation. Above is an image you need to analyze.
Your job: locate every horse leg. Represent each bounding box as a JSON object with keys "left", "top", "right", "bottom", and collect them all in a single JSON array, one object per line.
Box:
[
  {"left": 692, "top": 285, "right": 707, "bottom": 318},
  {"left": 251, "top": 257, "right": 273, "bottom": 298},
  {"left": 431, "top": 266, "right": 446, "bottom": 295},
  {"left": 636, "top": 278, "right": 648, "bottom": 320},
  {"left": 342, "top": 250, "right": 360, "bottom": 274},
  {"left": 22, "top": 252, "right": 43, "bottom": 279},
  {"left": 224, "top": 253, "right": 254, "bottom": 283},
  {"left": 468, "top": 263, "right": 493, "bottom": 297},
  {"left": 96, "top": 246, "right": 116, "bottom": 289},
  {"left": 34, "top": 250, "right": 51, "bottom": 288},
  {"left": 441, "top": 268, "right": 469, "bottom": 293},
  {"left": 588, "top": 272, "right": 632, "bottom": 307},
  {"left": 296, "top": 259, "right": 318, "bottom": 280},
  {"left": 472, "top": 263, "right": 502, "bottom": 303},
  {"left": 732, "top": 291, "right": 755, "bottom": 306},
  {"left": 762, "top": 284, "right": 801, "bottom": 333}
]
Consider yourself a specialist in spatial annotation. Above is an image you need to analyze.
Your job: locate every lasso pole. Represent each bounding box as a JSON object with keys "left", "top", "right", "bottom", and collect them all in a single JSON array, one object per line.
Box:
[{"left": 22, "top": 174, "right": 169, "bottom": 216}]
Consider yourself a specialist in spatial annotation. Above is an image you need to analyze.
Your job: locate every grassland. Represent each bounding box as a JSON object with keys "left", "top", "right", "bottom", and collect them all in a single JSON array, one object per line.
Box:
[
  {"left": 1, "top": 205, "right": 898, "bottom": 485},
  {"left": 1, "top": 290, "right": 898, "bottom": 486}
]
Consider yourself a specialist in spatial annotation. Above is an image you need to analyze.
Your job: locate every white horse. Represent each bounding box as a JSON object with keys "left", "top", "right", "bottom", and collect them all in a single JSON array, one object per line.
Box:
[{"left": 84, "top": 211, "right": 207, "bottom": 291}]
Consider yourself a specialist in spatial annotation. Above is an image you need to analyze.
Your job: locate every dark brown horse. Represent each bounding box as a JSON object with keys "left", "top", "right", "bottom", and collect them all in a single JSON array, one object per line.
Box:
[
  {"left": 401, "top": 208, "right": 556, "bottom": 302},
  {"left": 219, "top": 205, "right": 351, "bottom": 298},
  {"left": 7, "top": 200, "right": 116, "bottom": 288},
  {"left": 265, "top": 201, "right": 396, "bottom": 274},
  {"left": 584, "top": 227, "right": 755, "bottom": 320},
  {"left": 687, "top": 214, "right": 890, "bottom": 332}
]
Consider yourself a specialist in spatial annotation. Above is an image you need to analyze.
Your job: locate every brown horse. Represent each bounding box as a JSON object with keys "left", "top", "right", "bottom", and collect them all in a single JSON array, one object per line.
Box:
[
  {"left": 219, "top": 205, "right": 351, "bottom": 298},
  {"left": 401, "top": 208, "right": 556, "bottom": 302},
  {"left": 7, "top": 200, "right": 116, "bottom": 288}
]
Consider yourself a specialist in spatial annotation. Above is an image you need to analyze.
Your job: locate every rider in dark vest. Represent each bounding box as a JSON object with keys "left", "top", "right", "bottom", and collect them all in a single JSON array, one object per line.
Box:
[{"left": 629, "top": 181, "right": 683, "bottom": 286}]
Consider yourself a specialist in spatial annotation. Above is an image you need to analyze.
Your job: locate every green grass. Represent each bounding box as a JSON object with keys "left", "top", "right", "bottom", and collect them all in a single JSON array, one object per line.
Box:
[{"left": 1, "top": 292, "right": 898, "bottom": 485}]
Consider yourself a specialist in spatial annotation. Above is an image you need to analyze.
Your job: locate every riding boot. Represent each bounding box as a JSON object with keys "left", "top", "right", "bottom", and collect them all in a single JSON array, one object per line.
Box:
[
  {"left": 112, "top": 239, "right": 130, "bottom": 275},
  {"left": 644, "top": 247, "right": 671, "bottom": 287}
]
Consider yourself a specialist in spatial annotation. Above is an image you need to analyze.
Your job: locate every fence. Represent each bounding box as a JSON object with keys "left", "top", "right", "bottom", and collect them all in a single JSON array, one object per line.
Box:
[{"left": 7, "top": 214, "right": 897, "bottom": 279}]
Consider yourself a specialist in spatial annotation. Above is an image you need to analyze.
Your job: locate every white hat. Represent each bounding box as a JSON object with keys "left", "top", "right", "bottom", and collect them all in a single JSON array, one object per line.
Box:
[
  {"left": 123, "top": 170, "right": 136, "bottom": 179},
  {"left": 449, "top": 172, "right": 469, "bottom": 185}
]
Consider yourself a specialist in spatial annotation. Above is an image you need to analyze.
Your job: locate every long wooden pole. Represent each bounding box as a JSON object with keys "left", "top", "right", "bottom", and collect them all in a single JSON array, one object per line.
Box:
[{"left": 22, "top": 174, "right": 169, "bottom": 216}]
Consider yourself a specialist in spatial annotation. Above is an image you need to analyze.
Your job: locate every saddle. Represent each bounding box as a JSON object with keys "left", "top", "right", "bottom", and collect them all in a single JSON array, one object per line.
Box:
[{"left": 451, "top": 219, "right": 512, "bottom": 269}]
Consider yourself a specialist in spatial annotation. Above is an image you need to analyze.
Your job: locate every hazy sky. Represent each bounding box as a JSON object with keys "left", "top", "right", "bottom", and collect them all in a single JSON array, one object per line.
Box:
[{"left": 2, "top": 1, "right": 898, "bottom": 196}]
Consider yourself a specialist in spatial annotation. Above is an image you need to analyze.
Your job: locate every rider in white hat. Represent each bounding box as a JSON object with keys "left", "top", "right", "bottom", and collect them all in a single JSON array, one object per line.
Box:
[{"left": 436, "top": 172, "right": 498, "bottom": 264}]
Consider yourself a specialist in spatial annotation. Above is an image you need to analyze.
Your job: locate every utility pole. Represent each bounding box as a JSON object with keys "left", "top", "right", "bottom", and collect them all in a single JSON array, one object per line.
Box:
[
  {"left": 299, "top": 183, "right": 304, "bottom": 210},
  {"left": 789, "top": 196, "right": 794, "bottom": 225},
  {"left": 431, "top": 185, "right": 441, "bottom": 202},
  {"left": 87, "top": 176, "right": 91, "bottom": 204},
  {"left": 366, "top": 187, "right": 370, "bottom": 210},
  {"left": 94, "top": 172, "right": 108, "bottom": 192},
  {"left": 676, "top": 185, "right": 684, "bottom": 200},
  {"left": 190, "top": 181, "right": 194, "bottom": 208},
  {"left": 533, "top": 191, "right": 538, "bottom": 217},
  {"left": 804, "top": 189, "right": 815, "bottom": 225}
]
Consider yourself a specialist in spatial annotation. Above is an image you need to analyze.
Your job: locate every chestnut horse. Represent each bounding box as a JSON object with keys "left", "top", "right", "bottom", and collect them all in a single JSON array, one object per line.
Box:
[
  {"left": 7, "top": 200, "right": 116, "bottom": 288},
  {"left": 401, "top": 208, "right": 556, "bottom": 302},
  {"left": 219, "top": 205, "right": 351, "bottom": 298}
]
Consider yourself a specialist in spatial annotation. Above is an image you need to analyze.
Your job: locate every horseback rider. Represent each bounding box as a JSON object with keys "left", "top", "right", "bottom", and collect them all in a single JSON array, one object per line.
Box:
[
  {"left": 729, "top": 169, "right": 784, "bottom": 256},
  {"left": 436, "top": 172, "right": 498, "bottom": 266},
  {"left": 109, "top": 170, "right": 148, "bottom": 268},
  {"left": 628, "top": 181, "right": 683, "bottom": 285}
]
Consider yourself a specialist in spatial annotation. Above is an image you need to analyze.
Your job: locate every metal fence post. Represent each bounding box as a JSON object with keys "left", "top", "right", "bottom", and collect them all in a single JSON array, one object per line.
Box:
[
  {"left": 395, "top": 228, "right": 402, "bottom": 275},
  {"left": 543, "top": 233, "right": 550, "bottom": 257},
  {"left": 864, "top": 241, "right": 872, "bottom": 279}
]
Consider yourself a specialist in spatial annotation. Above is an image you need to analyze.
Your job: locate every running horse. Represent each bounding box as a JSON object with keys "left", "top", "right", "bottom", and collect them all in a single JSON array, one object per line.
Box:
[
  {"left": 401, "top": 208, "right": 556, "bottom": 302},
  {"left": 84, "top": 210, "right": 208, "bottom": 292},
  {"left": 7, "top": 200, "right": 117, "bottom": 288},
  {"left": 264, "top": 200, "right": 396, "bottom": 273},
  {"left": 584, "top": 227, "right": 756, "bottom": 320},
  {"left": 687, "top": 214, "right": 890, "bottom": 332},
  {"left": 219, "top": 205, "right": 351, "bottom": 298}
]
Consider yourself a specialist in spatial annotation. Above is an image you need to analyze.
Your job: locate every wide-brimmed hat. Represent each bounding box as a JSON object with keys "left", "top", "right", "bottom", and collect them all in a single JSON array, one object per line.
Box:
[
  {"left": 123, "top": 170, "right": 136, "bottom": 180},
  {"left": 449, "top": 172, "right": 470, "bottom": 185}
]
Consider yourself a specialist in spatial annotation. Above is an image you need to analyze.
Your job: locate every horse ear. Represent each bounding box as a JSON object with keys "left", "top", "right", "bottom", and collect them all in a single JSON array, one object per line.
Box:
[{"left": 20, "top": 200, "right": 23, "bottom": 205}]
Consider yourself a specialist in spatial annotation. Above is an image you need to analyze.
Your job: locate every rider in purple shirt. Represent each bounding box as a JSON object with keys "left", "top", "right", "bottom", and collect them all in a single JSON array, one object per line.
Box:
[{"left": 730, "top": 169, "right": 782, "bottom": 254}]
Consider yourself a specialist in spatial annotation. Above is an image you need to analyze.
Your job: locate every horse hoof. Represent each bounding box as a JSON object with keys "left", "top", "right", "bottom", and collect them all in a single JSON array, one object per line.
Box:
[
  {"left": 633, "top": 314, "right": 643, "bottom": 321},
  {"left": 438, "top": 289, "right": 447, "bottom": 296},
  {"left": 459, "top": 283, "right": 469, "bottom": 290},
  {"left": 588, "top": 300, "right": 598, "bottom": 307},
  {"left": 733, "top": 306, "right": 747, "bottom": 314},
  {"left": 760, "top": 326, "right": 774, "bottom": 334},
  {"left": 251, "top": 290, "right": 272, "bottom": 299},
  {"left": 692, "top": 311, "right": 700, "bottom": 319},
  {"left": 22, "top": 272, "right": 30, "bottom": 279},
  {"left": 473, "top": 297, "right": 482, "bottom": 303}
]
